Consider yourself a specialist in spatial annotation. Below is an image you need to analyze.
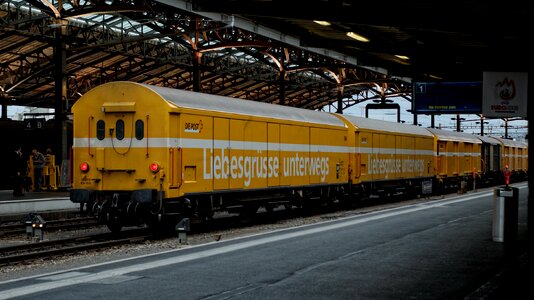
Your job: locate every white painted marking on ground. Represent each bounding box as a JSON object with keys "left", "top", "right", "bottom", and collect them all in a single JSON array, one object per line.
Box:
[{"left": 37, "top": 272, "right": 90, "bottom": 281}]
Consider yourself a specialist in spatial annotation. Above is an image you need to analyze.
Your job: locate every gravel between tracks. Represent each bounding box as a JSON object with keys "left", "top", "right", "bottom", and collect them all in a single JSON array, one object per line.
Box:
[{"left": 0, "top": 195, "right": 448, "bottom": 282}]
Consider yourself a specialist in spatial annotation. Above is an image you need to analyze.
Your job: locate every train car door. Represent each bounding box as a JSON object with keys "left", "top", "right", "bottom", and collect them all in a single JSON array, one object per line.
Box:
[
  {"left": 453, "top": 141, "right": 460, "bottom": 175},
  {"left": 437, "top": 141, "right": 447, "bottom": 175},
  {"left": 229, "top": 119, "right": 244, "bottom": 189},
  {"left": 481, "top": 143, "right": 490, "bottom": 173},
  {"left": 394, "top": 135, "right": 403, "bottom": 180},
  {"left": 503, "top": 146, "right": 510, "bottom": 171},
  {"left": 169, "top": 114, "right": 182, "bottom": 190},
  {"left": 465, "top": 143, "right": 473, "bottom": 174},
  {"left": 492, "top": 144, "right": 501, "bottom": 172},
  {"left": 244, "top": 121, "right": 267, "bottom": 188},
  {"left": 99, "top": 103, "right": 136, "bottom": 190},
  {"left": 267, "top": 123, "right": 280, "bottom": 187},
  {"left": 358, "top": 132, "right": 372, "bottom": 181},
  {"left": 280, "top": 124, "right": 310, "bottom": 186},
  {"left": 520, "top": 147, "right": 527, "bottom": 171},
  {"left": 403, "top": 136, "right": 415, "bottom": 179},
  {"left": 372, "top": 133, "right": 381, "bottom": 181},
  {"left": 213, "top": 118, "right": 230, "bottom": 190},
  {"left": 352, "top": 132, "right": 361, "bottom": 180},
  {"left": 511, "top": 147, "right": 518, "bottom": 170}
]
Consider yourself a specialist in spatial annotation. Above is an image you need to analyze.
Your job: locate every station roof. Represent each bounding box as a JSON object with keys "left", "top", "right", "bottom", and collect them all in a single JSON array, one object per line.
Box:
[{"left": 1, "top": 1, "right": 532, "bottom": 114}]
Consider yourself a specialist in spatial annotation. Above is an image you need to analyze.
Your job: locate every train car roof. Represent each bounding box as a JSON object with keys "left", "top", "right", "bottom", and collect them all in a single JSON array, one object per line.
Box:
[
  {"left": 488, "top": 136, "right": 528, "bottom": 148},
  {"left": 477, "top": 135, "right": 501, "bottom": 145},
  {"left": 425, "top": 128, "right": 482, "bottom": 144},
  {"left": 139, "top": 82, "right": 346, "bottom": 128},
  {"left": 338, "top": 114, "right": 434, "bottom": 137}
]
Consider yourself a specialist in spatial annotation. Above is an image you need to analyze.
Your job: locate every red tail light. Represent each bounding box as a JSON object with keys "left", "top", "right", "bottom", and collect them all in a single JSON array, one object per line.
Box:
[
  {"left": 150, "top": 162, "right": 160, "bottom": 173},
  {"left": 80, "top": 162, "right": 89, "bottom": 172}
]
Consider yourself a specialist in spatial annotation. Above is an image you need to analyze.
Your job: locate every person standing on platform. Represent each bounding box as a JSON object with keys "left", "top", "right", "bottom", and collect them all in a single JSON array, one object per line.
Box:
[
  {"left": 11, "top": 146, "right": 26, "bottom": 197},
  {"left": 503, "top": 164, "right": 511, "bottom": 187},
  {"left": 44, "top": 148, "right": 53, "bottom": 189},
  {"left": 32, "top": 148, "right": 45, "bottom": 192}
]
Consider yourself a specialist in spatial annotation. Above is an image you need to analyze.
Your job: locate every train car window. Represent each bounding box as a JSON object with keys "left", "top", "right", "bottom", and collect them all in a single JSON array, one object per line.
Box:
[
  {"left": 116, "top": 120, "right": 125, "bottom": 140},
  {"left": 96, "top": 120, "right": 105, "bottom": 140},
  {"left": 135, "top": 120, "right": 144, "bottom": 140}
]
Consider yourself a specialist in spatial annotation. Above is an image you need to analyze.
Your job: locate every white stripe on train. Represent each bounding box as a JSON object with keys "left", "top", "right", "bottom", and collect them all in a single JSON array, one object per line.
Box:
[{"left": 73, "top": 138, "right": 437, "bottom": 156}]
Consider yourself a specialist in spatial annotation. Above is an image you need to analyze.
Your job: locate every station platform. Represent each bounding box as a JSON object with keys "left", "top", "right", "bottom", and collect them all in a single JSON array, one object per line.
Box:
[
  {"left": 468, "top": 235, "right": 532, "bottom": 299},
  {"left": 0, "top": 186, "right": 531, "bottom": 299},
  {"left": 0, "top": 189, "right": 70, "bottom": 201},
  {"left": 0, "top": 189, "right": 74, "bottom": 220}
]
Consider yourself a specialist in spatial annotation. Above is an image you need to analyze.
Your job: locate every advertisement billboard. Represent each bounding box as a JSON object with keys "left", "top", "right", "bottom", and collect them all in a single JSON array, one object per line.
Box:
[{"left": 482, "top": 72, "right": 528, "bottom": 118}]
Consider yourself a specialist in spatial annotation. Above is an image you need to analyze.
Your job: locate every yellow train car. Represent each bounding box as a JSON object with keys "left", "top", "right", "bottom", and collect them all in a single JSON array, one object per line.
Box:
[
  {"left": 70, "top": 81, "right": 527, "bottom": 232},
  {"left": 426, "top": 128, "right": 482, "bottom": 191},
  {"left": 70, "top": 81, "right": 350, "bottom": 231},
  {"left": 335, "top": 115, "right": 435, "bottom": 197},
  {"left": 490, "top": 137, "right": 528, "bottom": 181}
]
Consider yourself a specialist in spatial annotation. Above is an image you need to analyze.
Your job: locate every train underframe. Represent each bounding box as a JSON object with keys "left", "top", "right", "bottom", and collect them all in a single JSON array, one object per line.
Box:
[
  {"left": 73, "top": 170, "right": 527, "bottom": 233},
  {"left": 72, "top": 175, "right": 444, "bottom": 233},
  {"left": 435, "top": 170, "right": 528, "bottom": 195},
  {"left": 76, "top": 171, "right": 527, "bottom": 233}
]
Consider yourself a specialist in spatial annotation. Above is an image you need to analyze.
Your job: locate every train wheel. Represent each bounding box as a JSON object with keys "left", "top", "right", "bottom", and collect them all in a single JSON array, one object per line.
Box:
[
  {"left": 145, "top": 217, "right": 161, "bottom": 233},
  {"left": 145, "top": 215, "right": 179, "bottom": 236},
  {"left": 106, "top": 219, "right": 123, "bottom": 233},
  {"left": 239, "top": 205, "right": 259, "bottom": 223},
  {"left": 264, "top": 204, "right": 275, "bottom": 214}
]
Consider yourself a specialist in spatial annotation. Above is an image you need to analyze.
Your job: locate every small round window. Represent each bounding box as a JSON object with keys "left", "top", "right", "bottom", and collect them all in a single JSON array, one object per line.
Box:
[
  {"left": 135, "top": 119, "right": 144, "bottom": 140},
  {"left": 116, "top": 120, "right": 125, "bottom": 140},
  {"left": 96, "top": 120, "right": 105, "bottom": 140}
]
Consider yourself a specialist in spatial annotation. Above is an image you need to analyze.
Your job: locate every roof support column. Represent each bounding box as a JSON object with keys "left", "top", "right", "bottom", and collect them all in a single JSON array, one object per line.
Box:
[
  {"left": 336, "top": 85, "right": 343, "bottom": 114},
  {"left": 192, "top": 50, "right": 202, "bottom": 92},
  {"left": 480, "top": 115, "right": 485, "bottom": 136},
  {"left": 279, "top": 70, "right": 285, "bottom": 106},
  {"left": 54, "top": 18, "right": 69, "bottom": 187},
  {"left": 1, "top": 101, "right": 7, "bottom": 120},
  {"left": 503, "top": 118, "right": 509, "bottom": 139},
  {"left": 528, "top": 62, "right": 533, "bottom": 241}
]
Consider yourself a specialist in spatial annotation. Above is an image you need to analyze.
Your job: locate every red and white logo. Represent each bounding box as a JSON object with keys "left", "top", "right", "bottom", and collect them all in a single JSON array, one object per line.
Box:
[{"left": 495, "top": 77, "right": 516, "bottom": 102}]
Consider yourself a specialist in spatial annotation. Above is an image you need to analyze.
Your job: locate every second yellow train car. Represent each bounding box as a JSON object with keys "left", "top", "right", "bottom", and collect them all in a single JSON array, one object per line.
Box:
[{"left": 335, "top": 115, "right": 435, "bottom": 198}]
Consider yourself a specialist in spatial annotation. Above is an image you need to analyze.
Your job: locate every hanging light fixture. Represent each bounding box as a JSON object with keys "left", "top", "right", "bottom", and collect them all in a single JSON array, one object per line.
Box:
[
  {"left": 313, "top": 20, "right": 331, "bottom": 26},
  {"left": 346, "top": 31, "right": 369, "bottom": 42}
]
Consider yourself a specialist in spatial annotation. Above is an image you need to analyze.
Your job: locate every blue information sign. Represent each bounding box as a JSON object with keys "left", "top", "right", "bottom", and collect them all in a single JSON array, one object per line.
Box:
[{"left": 412, "top": 81, "right": 482, "bottom": 114}]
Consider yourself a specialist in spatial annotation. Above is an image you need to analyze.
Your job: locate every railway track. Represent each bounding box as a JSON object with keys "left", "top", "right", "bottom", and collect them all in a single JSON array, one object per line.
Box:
[
  {"left": 0, "top": 205, "right": 308, "bottom": 267},
  {"left": 0, "top": 216, "right": 100, "bottom": 237},
  {"left": 0, "top": 228, "right": 153, "bottom": 266}
]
